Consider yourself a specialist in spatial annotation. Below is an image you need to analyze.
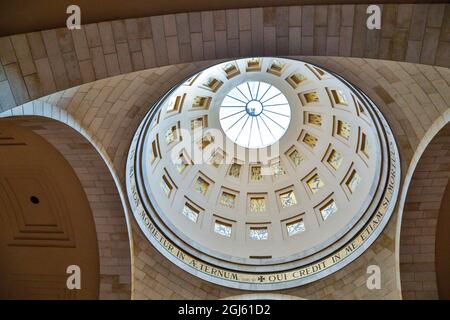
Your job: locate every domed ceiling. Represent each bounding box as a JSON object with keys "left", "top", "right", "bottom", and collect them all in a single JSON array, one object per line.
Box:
[{"left": 126, "top": 57, "right": 400, "bottom": 290}]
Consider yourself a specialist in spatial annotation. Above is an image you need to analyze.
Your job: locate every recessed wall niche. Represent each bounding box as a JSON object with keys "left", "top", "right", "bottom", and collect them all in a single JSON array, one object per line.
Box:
[
  {"left": 248, "top": 193, "right": 268, "bottom": 214},
  {"left": 166, "top": 94, "right": 185, "bottom": 114},
  {"left": 246, "top": 58, "right": 261, "bottom": 72},
  {"left": 282, "top": 215, "right": 306, "bottom": 238},
  {"left": 219, "top": 187, "right": 239, "bottom": 209},
  {"left": 223, "top": 62, "right": 240, "bottom": 79},
  {"left": 181, "top": 199, "right": 202, "bottom": 223},
  {"left": 267, "top": 59, "right": 286, "bottom": 76},
  {"left": 286, "top": 73, "right": 307, "bottom": 88}
]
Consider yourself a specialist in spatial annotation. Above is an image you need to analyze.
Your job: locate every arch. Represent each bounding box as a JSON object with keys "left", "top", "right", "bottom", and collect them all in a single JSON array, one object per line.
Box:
[
  {"left": 0, "top": 3, "right": 448, "bottom": 110},
  {"left": 398, "top": 117, "right": 450, "bottom": 299},
  {"left": 0, "top": 119, "right": 100, "bottom": 299},
  {"left": 0, "top": 116, "right": 132, "bottom": 299},
  {"left": 2, "top": 0, "right": 443, "bottom": 37}
]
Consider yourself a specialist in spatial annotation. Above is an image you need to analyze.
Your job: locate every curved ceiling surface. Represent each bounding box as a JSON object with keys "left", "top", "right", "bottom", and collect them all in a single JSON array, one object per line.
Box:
[{"left": 126, "top": 57, "right": 401, "bottom": 290}]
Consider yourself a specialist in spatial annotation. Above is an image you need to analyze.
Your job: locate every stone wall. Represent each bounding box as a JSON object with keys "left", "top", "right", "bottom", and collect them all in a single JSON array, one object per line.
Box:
[{"left": 0, "top": 3, "right": 449, "bottom": 111}]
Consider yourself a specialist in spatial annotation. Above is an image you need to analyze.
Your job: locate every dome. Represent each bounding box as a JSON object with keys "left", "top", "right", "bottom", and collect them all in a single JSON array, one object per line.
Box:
[{"left": 126, "top": 57, "right": 400, "bottom": 290}]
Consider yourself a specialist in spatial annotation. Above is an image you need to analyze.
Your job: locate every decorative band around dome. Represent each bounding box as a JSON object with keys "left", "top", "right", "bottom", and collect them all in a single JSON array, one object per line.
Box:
[{"left": 126, "top": 57, "right": 400, "bottom": 290}]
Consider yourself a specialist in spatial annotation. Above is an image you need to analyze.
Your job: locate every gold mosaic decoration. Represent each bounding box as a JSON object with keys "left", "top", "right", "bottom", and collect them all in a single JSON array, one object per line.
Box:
[
  {"left": 337, "top": 120, "right": 351, "bottom": 139},
  {"left": 192, "top": 96, "right": 211, "bottom": 109},
  {"left": 191, "top": 117, "right": 206, "bottom": 131},
  {"left": 182, "top": 203, "right": 199, "bottom": 223},
  {"left": 203, "top": 77, "right": 223, "bottom": 92},
  {"left": 308, "top": 113, "right": 322, "bottom": 126},
  {"left": 167, "top": 95, "right": 184, "bottom": 113},
  {"left": 249, "top": 197, "right": 266, "bottom": 213},
  {"left": 304, "top": 92, "right": 319, "bottom": 103},
  {"left": 175, "top": 153, "right": 189, "bottom": 173},
  {"left": 287, "top": 219, "right": 305, "bottom": 236},
  {"left": 279, "top": 191, "right": 297, "bottom": 208},
  {"left": 210, "top": 150, "right": 224, "bottom": 168},
  {"left": 320, "top": 199, "right": 338, "bottom": 220},
  {"left": 165, "top": 125, "right": 177, "bottom": 144},
  {"left": 331, "top": 89, "right": 348, "bottom": 105},
  {"left": 307, "top": 174, "right": 325, "bottom": 194},
  {"left": 289, "top": 150, "right": 304, "bottom": 167},
  {"left": 220, "top": 192, "right": 236, "bottom": 208},
  {"left": 193, "top": 177, "right": 209, "bottom": 195},
  {"left": 250, "top": 166, "right": 262, "bottom": 181},
  {"left": 287, "top": 73, "right": 307, "bottom": 88},
  {"left": 223, "top": 62, "right": 240, "bottom": 78},
  {"left": 249, "top": 227, "right": 269, "bottom": 240},
  {"left": 347, "top": 170, "right": 362, "bottom": 193},
  {"left": 267, "top": 59, "right": 286, "bottom": 76},
  {"left": 327, "top": 149, "right": 343, "bottom": 170},
  {"left": 272, "top": 162, "right": 286, "bottom": 178},
  {"left": 303, "top": 133, "right": 318, "bottom": 148},
  {"left": 228, "top": 163, "right": 242, "bottom": 178},
  {"left": 214, "top": 221, "right": 232, "bottom": 237},
  {"left": 246, "top": 58, "right": 261, "bottom": 72},
  {"left": 198, "top": 134, "right": 214, "bottom": 150}
]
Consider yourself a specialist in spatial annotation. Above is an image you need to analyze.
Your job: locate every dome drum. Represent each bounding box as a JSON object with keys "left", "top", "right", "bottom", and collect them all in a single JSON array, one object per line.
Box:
[{"left": 126, "top": 57, "right": 400, "bottom": 290}]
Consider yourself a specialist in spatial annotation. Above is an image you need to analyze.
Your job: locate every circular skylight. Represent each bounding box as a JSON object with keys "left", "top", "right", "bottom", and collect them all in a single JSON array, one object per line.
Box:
[{"left": 219, "top": 81, "right": 291, "bottom": 148}]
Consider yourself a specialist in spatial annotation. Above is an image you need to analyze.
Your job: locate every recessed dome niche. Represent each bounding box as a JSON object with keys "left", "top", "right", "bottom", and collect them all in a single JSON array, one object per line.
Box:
[{"left": 126, "top": 57, "right": 400, "bottom": 290}]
